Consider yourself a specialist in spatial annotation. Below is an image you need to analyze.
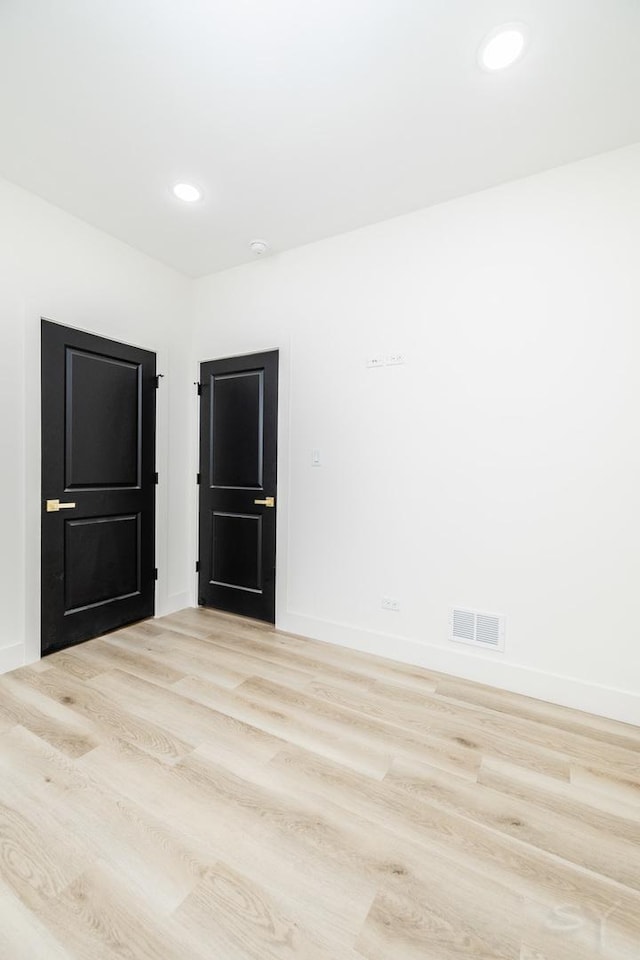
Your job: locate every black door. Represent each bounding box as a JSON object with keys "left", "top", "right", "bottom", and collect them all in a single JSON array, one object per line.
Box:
[
  {"left": 198, "top": 351, "right": 278, "bottom": 623},
  {"left": 41, "top": 319, "right": 157, "bottom": 655}
]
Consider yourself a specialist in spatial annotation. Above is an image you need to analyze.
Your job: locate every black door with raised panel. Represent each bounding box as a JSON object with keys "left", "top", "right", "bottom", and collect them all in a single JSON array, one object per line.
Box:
[
  {"left": 198, "top": 351, "right": 278, "bottom": 623},
  {"left": 41, "top": 319, "right": 156, "bottom": 655}
]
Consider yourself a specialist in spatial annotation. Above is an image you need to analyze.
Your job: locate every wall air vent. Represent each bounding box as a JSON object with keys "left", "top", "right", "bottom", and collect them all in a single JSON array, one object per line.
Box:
[{"left": 449, "top": 607, "right": 505, "bottom": 652}]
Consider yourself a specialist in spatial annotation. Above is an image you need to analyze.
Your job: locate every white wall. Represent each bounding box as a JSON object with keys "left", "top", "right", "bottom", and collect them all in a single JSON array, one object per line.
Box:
[
  {"left": 0, "top": 176, "right": 193, "bottom": 671},
  {"left": 192, "top": 144, "right": 640, "bottom": 725}
]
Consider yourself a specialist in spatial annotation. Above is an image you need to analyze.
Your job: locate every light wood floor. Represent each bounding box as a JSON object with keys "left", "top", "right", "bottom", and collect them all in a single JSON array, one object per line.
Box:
[{"left": 0, "top": 608, "right": 638, "bottom": 959}]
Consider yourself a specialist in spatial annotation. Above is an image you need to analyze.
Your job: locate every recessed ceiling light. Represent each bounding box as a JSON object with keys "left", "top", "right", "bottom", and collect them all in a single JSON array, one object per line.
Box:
[
  {"left": 479, "top": 25, "right": 527, "bottom": 71},
  {"left": 172, "top": 182, "right": 202, "bottom": 203}
]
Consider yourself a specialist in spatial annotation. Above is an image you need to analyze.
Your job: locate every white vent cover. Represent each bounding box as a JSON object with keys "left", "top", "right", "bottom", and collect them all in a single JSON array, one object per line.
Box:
[{"left": 449, "top": 607, "right": 505, "bottom": 652}]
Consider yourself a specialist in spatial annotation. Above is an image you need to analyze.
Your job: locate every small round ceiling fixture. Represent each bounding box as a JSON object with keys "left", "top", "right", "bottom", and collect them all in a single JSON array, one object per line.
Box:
[
  {"left": 172, "top": 182, "right": 202, "bottom": 203},
  {"left": 479, "top": 24, "right": 527, "bottom": 71},
  {"left": 250, "top": 239, "right": 268, "bottom": 256}
]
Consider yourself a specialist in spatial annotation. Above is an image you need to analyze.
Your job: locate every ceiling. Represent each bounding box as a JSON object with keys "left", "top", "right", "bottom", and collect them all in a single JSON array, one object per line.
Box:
[{"left": 0, "top": 1, "right": 639, "bottom": 278}]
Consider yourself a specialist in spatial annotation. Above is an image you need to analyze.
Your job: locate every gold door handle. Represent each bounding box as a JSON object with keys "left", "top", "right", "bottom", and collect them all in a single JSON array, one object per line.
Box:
[
  {"left": 46, "top": 499, "right": 77, "bottom": 512},
  {"left": 253, "top": 496, "right": 275, "bottom": 508}
]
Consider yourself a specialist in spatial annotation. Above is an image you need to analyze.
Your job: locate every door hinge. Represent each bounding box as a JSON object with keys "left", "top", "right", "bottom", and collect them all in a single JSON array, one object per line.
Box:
[
  {"left": 196, "top": 472, "right": 201, "bottom": 485},
  {"left": 154, "top": 374, "right": 164, "bottom": 388},
  {"left": 195, "top": 560, "right": 200, "bottom": 573},
  {"left": 154, "top": 568, "right": 158, "bottom": 581},
  {"left": 195, "top": 381, "right": 202, "bottom": 396},
  {"left": 154, "top": 472, "right": 159, "bottom": 484}
]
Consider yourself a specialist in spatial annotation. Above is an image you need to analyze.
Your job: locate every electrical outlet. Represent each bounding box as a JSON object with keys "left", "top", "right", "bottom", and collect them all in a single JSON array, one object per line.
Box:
[
  {"left": 381, "top": 596, "right": 400, "bottom": 611},
  {"left": 385, "top": 353, "right": 406, "bottom": 366},
  {"left": 366, "top": 355, "right": 385, "bottom": 369}
]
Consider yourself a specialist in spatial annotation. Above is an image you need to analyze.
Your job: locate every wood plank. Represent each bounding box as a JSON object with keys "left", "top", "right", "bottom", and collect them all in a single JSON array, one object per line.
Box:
[{"left": 10, "top": 666, "right": 193, "bottom": 764}]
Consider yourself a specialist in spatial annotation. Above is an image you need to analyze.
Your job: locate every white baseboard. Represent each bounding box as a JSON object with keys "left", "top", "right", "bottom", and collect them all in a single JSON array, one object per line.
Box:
[
  {"left": 156, "top": 592, "right": 191, "bottom": 619},
  {"left": 279, "top": 611, "right": 640, "bottom": 727},
  {"left": 0, "top": 643, "right": 25, "bottom": 675}
]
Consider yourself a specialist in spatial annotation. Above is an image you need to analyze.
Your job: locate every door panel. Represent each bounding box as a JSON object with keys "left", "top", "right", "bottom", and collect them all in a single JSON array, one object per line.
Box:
[
  {"left": 41, "top": 320, "right": 156, "bottom": 655},
  {"left": 64, "top": 514, "right": 141, "bottom": 612},
  {"left": 211, "top": 371, "right": 264, "bottom": 488},
  {"left": 211, "top": 511, "right": 263, "bottom": 592},
  {"left": 198, "top": 351, "right": 278, "bottom": 623},
  {"left": 66, "top": 349, "right": 141, "bottom": 488}
]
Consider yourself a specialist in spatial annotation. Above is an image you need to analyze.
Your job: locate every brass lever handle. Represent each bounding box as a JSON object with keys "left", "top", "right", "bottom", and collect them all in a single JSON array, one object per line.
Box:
[
  {"left": 253, "top": 496, "right": 275, "bottom": 508},
  {"left": 46, "top": 499, "right": 77, "bottom": 512}
]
